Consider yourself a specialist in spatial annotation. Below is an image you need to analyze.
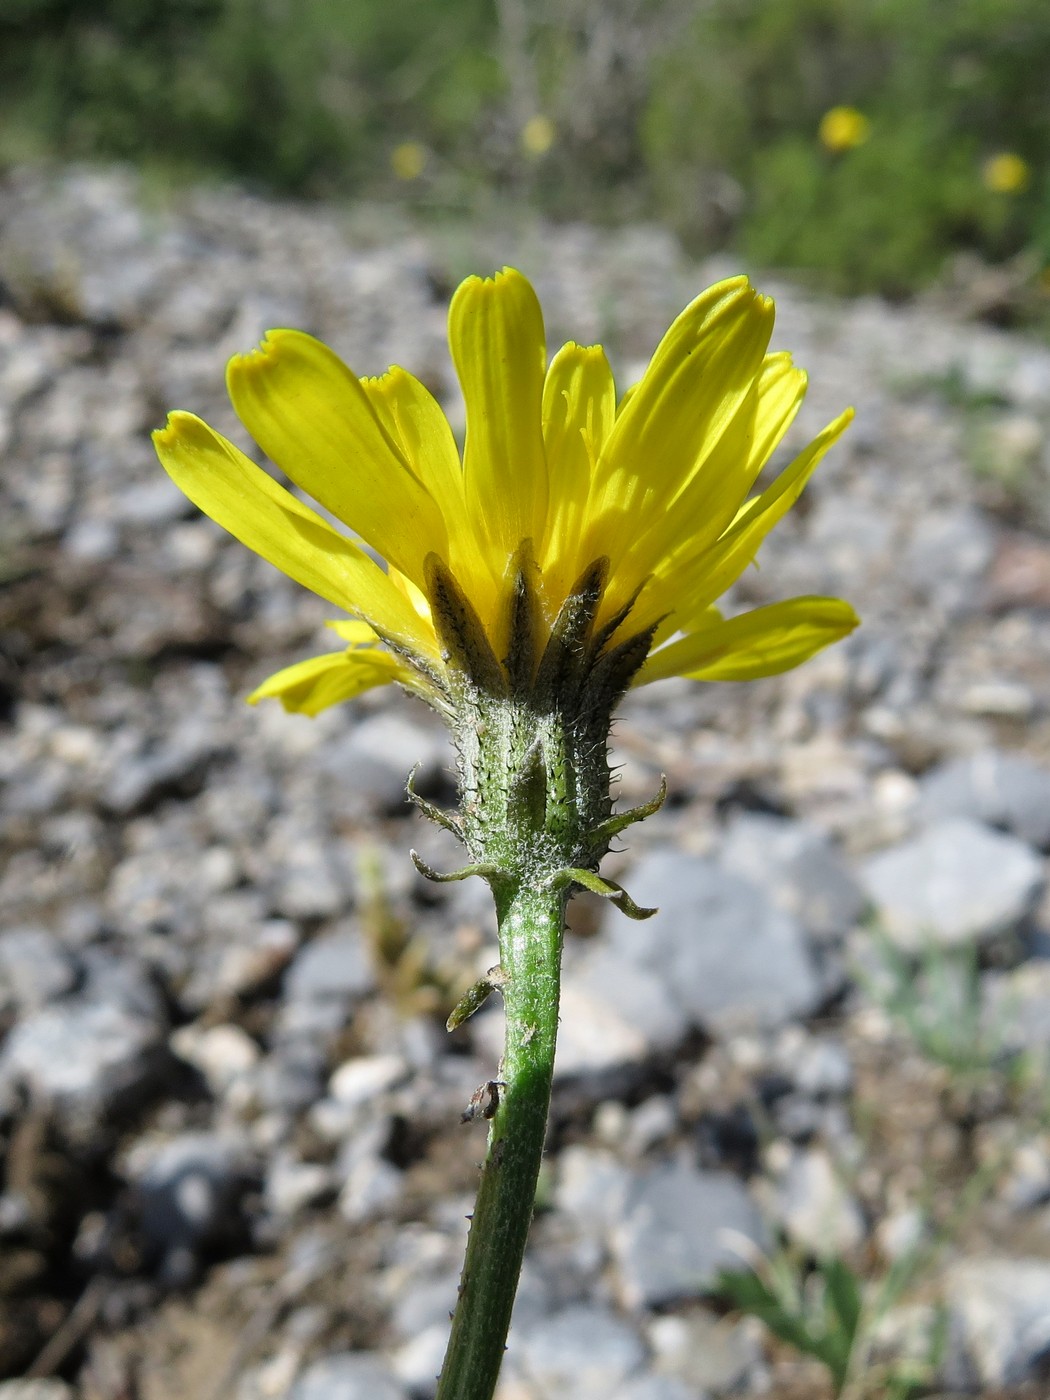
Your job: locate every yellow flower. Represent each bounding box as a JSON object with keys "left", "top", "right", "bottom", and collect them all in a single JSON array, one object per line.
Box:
[
  {"left": 521, "top": 115, "right": 555, "bottom": 157},
  {"left": 154, "top": 270, "right": 858, "bottom": 717},
  {"left": 818, "top": 106, "right": 870, "bottom": 154},
  {"left": 982, "top": 151, "right": 1030, "bottom": 195},
  {"left": 391, "top": 141, "right": 427, "bottom": 181}
]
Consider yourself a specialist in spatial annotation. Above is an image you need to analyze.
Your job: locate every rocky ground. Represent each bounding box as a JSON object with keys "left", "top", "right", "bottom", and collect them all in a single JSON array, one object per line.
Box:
[{"left": 2, "top": 163, "right": 1050, "bottom": 1400}]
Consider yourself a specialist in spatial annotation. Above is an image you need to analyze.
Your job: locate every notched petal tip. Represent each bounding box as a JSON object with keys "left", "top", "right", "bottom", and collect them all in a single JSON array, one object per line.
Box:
[
  {"left": 225, "top": 328, "right": 291, "bottom": 383},
  {"left": 226, "top": 328, "right": 335, "bottom": 395},
  {"left": 361, "top": 364, "right": 407, "bottom": 391},
  {"left": 450, "top": 264, "right": 536, "bottom": 307},
  {"left": 152, "top": 408, "right": 197, "bottom": 447},
  {"left": 152, "top": 410, "right": 225, "bottom": 461},
  {"left": 151, "top": 414, "right": 178, "bottom": 449},
  {"left": 495, "top": 264, "right": 530, "bottom": 286}
]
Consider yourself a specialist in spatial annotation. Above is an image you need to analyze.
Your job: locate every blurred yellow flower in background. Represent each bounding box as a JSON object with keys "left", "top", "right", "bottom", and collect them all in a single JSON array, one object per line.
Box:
[
  {"left": 390, "top": 141, "right": 427, "bottom": 181},
  {"left": 982, "top": 152, "right": 1030, "bottom": 194},
  {"left": 818, "top": 106, "right": 871, "bottom": 154},
  {"left": 521, "top": 115, "right": 555, "bottom": 157}
]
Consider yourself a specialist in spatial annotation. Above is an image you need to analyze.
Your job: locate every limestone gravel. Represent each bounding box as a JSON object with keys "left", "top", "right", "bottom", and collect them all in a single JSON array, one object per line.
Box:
[{"left": 2, "top": 162, "right": 1050, "bottom": 1395}]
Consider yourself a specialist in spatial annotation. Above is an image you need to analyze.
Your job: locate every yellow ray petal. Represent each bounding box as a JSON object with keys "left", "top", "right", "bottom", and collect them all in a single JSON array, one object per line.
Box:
[
  {"left": 637, "top": 407, "right": 854, "bottom": 632},
  {"left": 226, "top": 329, "right": 448, "bottom": 584},
  {"left": 638, "top": 596, "right": 860, "bottom": 685},
  {"left": 649, "top": 603, "right": 722, "bottom": 651},
  {"left": 362, "top": 367, "right": 495, "bottom": 607},
  {"left": 361, "top": 366, "right": 463, "bottom": 521},
  {"left": 624, "top": 352, "right": 807, "bottom": 581},
  {"left": 153, "top": 411, "right": 440, "bottom": 665},
  {"left": 326, "top": 619, "right": 380, "bottom": 644},
  {"left": 540, "top": 340, "right": 616, "bottom": 602},
  {"left": 449, "top": 268, "right": 548, "bottom": 581},
  {"left": 248, "top": 646, "right": 412, "bottom": 715},
  {"left": 584, "top": 277, "right": 774, "bottom": 573}
]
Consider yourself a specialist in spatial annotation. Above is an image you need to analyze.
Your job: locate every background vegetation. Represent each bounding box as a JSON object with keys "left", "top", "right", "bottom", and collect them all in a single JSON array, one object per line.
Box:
[{"left": 2, "top": 0, "right": 1048, "bottom": 298}]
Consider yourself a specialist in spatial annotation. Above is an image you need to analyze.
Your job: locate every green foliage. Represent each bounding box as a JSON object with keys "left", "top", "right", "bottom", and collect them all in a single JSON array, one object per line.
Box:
[
  {"left": 857, "top": 931, "right": 1017, "bottom": 1081},
  {"left": 3, "top": 0, "right": 1050, "bottom": 294},
  {"left": 717, "top": 1254, "right": 863, "bottom": 1393},
  {"left": 740, "top": 123, "right": 980, "bottom": 296},
  {"left": 642, "top": 0, "right": 1050, "bottom": 293},
  {"left": 717, "top": 1242, "right": 945, "bottom": 1399},
  {"left": 357, "top": 847, "right": 454, "bottom": 1020},
  {"left": 0, "top": 0, "right": 500, "bottom": 193}
]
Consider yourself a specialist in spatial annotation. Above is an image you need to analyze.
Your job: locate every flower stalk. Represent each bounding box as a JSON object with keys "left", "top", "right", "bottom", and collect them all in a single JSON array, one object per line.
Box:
[
  {"left": 413, "top": 553, "right": 659, "bottom": 1397},
  {"left": 434, "top": 877, "right": 565, "bottom": 1400},
  {"left": 152, "top": 262, "right": 860, "bottom": 1399}
]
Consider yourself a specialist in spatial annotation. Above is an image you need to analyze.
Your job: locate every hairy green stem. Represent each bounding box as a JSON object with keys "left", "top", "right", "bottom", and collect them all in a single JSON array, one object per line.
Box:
[
  {"left": 425, "top": 556, "right": 658, "bottom": 1399},
  {"left": 434, "top": 879, "right": 566, "bottom": 1400}
]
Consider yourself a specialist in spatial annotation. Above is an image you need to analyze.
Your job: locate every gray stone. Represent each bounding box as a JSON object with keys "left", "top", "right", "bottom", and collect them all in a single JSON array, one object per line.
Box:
[
  {"left": 611, "top": 1379, "right": 697, "bottom": 1400},
  {"left": 860, "top": 818, "right": 1044, "bottom": 948},
  {"left": 983, "top": 961, "right": 1050, "bottom": 1058},
  {"left": 323, "top": 712, "right": 453, "bottom": 817},
  {"left": 289, "top": 1352, "right": 407, "bottom": 1400},
  {"left": 0, "top": 925, "right": 77, "bottom": 1014},
  {"left": 765, "top": 1147, "right": 866, "bottom": 1256},
  {"left": 554, "top": 1147, "right": 633, "bottom": 1233},
  {"left": 789, "top": 1034, "right": 854, "bottom": 1097},
  {"left": 997, "top": 1136, "right": 1050, "bottom": 1212},
  {"left": 224, "top": 915, "right": 299, "bottom": 985},
  {"left": 329, "top": 1054, "right": 408, "bottom": 1107},
  {"left": 647, "top": 1306, "right": 761, "bottom": 1392},
  {"left": 612, "top": 1162, "right": 767, "bottom": 1308},
  {"left": 169, "top": 1022, "right": 260, "bottom": 1095},
  {"left": 269, "top": 833, "right": 350, "bottom": 920},
  {"left": 127, "top": 1132, "right": 255, "bottom": 1274},
  {"left": 253, "top": 1040, "right": 329, "bottom": 1113},
  {"left": 945, "top": 1258, "right": 1050, "bottom": 1388},
  {"left": 958, "top": 679, "right": 1036, "bottom": 720},
  {"left": 283, "top": 927, "right": 374, "bottom": 1003},
  {"left": 904, "top": 506, "right": 994, "bottom": 616},
  {"left": 160, "top": 276, "right": 238, "bottom": 342},
  {"left": 0, "top": 955, "right": 169, "bottom": 1136},
  {"left": 391, "top": 1324, "right": 450, "bottom": 1394},
  {"left": 265, "top": 1152, "right": 335, "bottom": 1217},
  {"left": 389, "top": 1271, "right": 460, "bottom": 1340},
  {"left": 608, "top": 852, "right": 823, "bottom": 1035},
  {"left": 338, "top": 1155, "right": 402, "bottom": 1223},
  {"left": 100, "top": 726, "right": 219, "bottom": 816},
  {"left": 0, "top": 1384, "right": 75, "bottom": 1400},
  {"left": 623, "top": 1095, "right": 678, "bottom": 1155},
  {"left": 719, "top": 813, "right": 867, "bottom": 942},
  {"left": 516, "top": 1304, "right": 647, "bottom": 1397},
  {"left": 875, "top": 1207, "right": 927, "bottom": 1262},
  {"left": 807, "top": 492, "right": 894, "bottom": 587},
  {"left": 866, "top": 1302, "right": 942, "bottom": 1387},
  {"left": 555, "top": 944, "right": 691, "bottom": 1075},
  {"left": 110, "top": 477, "right": 189, "bottom": 528},
  {"left": 920, "top": 749, "right": 1050, "bottom": 850}
]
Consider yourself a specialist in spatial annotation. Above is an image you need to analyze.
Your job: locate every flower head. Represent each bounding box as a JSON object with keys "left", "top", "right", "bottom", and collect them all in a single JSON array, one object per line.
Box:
[
  {"left": 154, "top": 269, "right": 857, "bottom": 722},
  {"left": 521, "top": 115, "right": 556, "bottom": 157},
  {"left": 982, "top": 151, "right": 1030, "bottom": 195},
  {"left": 818, "top": 106, "right": 870, "bottom": 154},
  {"left": 391, "top": 141, "right": 427, "bottom": 181}
]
